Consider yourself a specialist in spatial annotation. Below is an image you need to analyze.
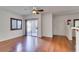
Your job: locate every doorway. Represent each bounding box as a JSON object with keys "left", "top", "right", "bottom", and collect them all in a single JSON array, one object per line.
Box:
[{"left": 25, "top": 20, "right": 38, "bottom": 37}]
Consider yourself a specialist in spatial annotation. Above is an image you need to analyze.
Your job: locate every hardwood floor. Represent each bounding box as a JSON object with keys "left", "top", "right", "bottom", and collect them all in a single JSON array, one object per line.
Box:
[{"left": 0, "top": 36, "right": 74, "bottom": 52}]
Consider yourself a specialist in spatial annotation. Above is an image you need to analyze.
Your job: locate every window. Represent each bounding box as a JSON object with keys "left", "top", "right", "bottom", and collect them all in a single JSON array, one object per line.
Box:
[{"left": 10, "top": 18, "right": 22, "bottom": 30}]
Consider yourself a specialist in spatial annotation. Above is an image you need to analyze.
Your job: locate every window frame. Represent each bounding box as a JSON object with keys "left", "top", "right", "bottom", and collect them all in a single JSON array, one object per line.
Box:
[{"left": 10, "top": 18, "right": 22, "bottom": 30}]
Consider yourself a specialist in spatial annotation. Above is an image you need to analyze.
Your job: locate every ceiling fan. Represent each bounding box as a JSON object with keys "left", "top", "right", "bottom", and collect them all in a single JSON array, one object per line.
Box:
[{"left": 32, "top": 7, "right": 44, "bottom": 14}]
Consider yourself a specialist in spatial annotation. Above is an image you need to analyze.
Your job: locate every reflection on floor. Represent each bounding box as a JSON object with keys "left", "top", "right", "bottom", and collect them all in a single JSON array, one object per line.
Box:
[
  {"left": 0, "top": 36, "right": 74, "bottom": 52},
  {"left": 27, "top": 32, "right": 37, "bottom": 36}
]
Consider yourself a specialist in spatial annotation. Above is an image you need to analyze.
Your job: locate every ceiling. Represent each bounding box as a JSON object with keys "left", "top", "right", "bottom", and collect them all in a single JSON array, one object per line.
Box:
[{"left": 1, "top": 6, "right": 79, "bottom": 16}]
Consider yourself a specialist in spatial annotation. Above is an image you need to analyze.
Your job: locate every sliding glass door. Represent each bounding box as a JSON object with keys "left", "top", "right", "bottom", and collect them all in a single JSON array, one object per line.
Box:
[{"left": 26, "top": 20, "right": 38, "bottom": 36}]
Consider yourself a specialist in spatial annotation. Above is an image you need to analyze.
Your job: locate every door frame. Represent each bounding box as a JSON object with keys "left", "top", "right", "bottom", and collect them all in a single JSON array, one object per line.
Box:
[
  {"left": 25, "top": 20, "right": 27, "bottom": 36},
  {"left": 25, "top": 19, "right": 38, "bottom": 36}
]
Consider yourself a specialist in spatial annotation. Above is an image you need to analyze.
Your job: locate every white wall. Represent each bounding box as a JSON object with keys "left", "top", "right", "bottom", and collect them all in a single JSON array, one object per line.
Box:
[
  {"left": 0, "top": 9, "right": 24, "bottom": 41},
  {"left": 75, "top": 30, "right": 79, "bottom": 51},
  {"left": 41, "top": 13, "right": 53, "bottom": 37},
  {"left": 23, "top": 14, "right": 42, "bottom": 37},
  {"left": 54, "top": 16, "right": 65, "bottom": 36},
  {"left": 54, "top": 13, "right": 79, "bottom": 40}
]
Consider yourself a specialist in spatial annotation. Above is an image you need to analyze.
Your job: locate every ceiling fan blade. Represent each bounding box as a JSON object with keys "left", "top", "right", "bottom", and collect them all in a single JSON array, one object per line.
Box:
[
  {"left": 37, "top": 9, "right": 44, "bottom": 12},
  {"left": 36, "top": 12, "right": 39, "bottom": 14}
]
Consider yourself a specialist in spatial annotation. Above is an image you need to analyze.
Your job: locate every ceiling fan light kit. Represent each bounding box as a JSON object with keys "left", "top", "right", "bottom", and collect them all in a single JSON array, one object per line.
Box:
[
  {"left": 32, "top": 9, "right": 39, "bottom": 14},
  {"left": 32, "top": 7, "right": 44, "bottom": 14},
  {"left": 32, "top": 9, "right": 37, "bottom": 14}
]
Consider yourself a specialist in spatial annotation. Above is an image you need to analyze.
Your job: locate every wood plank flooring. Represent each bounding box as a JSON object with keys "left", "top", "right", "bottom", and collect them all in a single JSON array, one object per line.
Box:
[{"left": 0, "top": 36, "right": 75, "bottom": 52}]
